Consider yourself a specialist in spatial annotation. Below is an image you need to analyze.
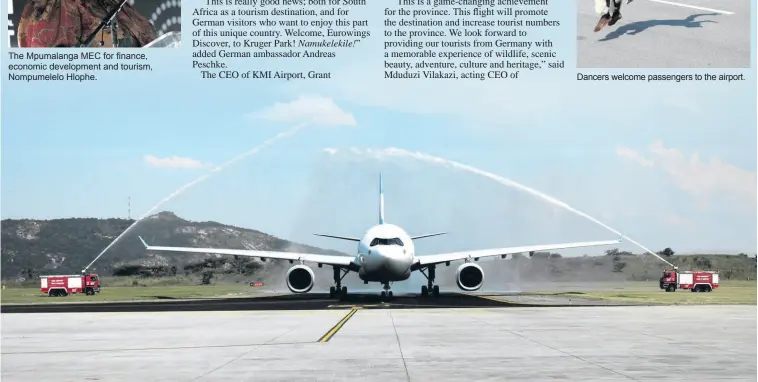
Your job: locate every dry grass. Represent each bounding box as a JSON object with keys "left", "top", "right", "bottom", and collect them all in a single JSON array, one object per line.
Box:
[
  {"left": 534, "top": 280, "right": 756, "bottom": 305},
  {"left": 0, "top": 283, "right": 267, "bottom": 304}
]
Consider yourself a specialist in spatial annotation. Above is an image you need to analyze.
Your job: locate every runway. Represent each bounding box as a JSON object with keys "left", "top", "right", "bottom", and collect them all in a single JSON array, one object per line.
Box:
[
  {"left": 2, "top": 304, "right": 755, "bottom": 381},
  {"left": 576, "top": 0, "right": 751, "bottom": 68},
  {"left": 0, "top": 291, "right": 637, "bottom": 314}
]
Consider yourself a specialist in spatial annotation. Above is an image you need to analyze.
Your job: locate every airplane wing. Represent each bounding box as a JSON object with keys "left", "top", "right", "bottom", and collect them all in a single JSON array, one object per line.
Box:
[
  {"left": 415, "top": 236, "right": 623, "bottom": 266},
  {"left": 138, "top": 236, "right": 356, "bottom": 268}
]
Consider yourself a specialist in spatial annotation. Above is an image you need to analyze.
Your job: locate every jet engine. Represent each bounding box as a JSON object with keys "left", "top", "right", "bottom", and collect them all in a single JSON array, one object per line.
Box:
[
  {"left": 286, "top": 265, "right": 315, "bottom": 293},
  {"left": 456, "top": 263, "right": 484, "bottom": 291}
]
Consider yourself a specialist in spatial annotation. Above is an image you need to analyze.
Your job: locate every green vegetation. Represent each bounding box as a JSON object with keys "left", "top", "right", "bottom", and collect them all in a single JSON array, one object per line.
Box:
[
  {"left": 516, "top": 247, "right": 756, "bottom": 283},
  {"left": 1, "top": 276, "right": 265, "bottom": 304},
  {"left": 534, "top": 280, "right": 756, "bottom": 305}
]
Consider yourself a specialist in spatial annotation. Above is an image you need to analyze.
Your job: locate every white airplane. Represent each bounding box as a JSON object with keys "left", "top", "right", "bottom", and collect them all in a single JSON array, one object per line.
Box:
[{"left": 139, "top": 174, "right": 622, "bottom": 300}]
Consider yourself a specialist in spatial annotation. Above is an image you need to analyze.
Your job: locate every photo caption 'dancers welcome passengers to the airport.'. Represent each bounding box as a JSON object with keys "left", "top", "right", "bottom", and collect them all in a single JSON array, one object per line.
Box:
[{"left": 1, "top": 0, "right": 756, "bottom": 381}]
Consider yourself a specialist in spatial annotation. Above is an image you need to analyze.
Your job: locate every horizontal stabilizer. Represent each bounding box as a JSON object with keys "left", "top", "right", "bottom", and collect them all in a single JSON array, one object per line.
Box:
[
  {"left": 313, "top": 233, "right": 361, "bottom": 242},
  {"left": 411, "top": 232, "right": 447, "bottom": 240}
]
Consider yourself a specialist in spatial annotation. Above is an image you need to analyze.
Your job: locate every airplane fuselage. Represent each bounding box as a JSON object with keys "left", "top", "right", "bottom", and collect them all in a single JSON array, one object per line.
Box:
[{"left": 355, "top": 223, "right": 415, "bottom": 283}]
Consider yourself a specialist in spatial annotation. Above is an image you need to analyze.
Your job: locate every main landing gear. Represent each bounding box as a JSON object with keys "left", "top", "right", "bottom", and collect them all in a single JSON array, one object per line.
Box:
[
  {"left": 329, "top": 266, "right": 349, "bottom": 299},
  {"left": 420, "top": 265, "right": 440, "bottom": 298},
  {"left": 329, "top": 285, "right": 348, "bottom": 299}
]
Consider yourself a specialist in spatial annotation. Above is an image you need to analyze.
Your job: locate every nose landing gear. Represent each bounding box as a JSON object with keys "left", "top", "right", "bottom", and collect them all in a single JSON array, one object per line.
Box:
[
  {"left": 420, "top": 265, "right": 440, "bottom": 298},
  {"left": 380, "top": 282, "right": 393, "bottom": 301}
]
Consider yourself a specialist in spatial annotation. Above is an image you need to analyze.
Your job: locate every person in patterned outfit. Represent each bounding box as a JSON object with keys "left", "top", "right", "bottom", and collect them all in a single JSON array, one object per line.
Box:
[{"left": 17, "top": 0, "right": 157, "bottom": 47}]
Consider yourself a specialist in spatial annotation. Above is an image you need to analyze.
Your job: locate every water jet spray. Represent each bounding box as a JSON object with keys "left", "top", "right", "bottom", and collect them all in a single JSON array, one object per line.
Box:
[
  {"left": 327, "top": 147, "right": 675, "bottom": 268},
  {"left": 81, "top": 122, "right": 310, "bottom": 273}
]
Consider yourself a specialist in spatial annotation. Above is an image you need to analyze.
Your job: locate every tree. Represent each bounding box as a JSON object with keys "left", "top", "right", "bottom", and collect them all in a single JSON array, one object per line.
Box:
[
  {"left": 24, "top": 267, "right": 38, "bottom": 280},
  {"left": 232, "top": 255, "right": 245, "bottom": 274},
  {"left": 658, "top": 248, "right": 675, "bottom": 258},
  {"left": 201, "top": 271, "right": 213, "bottom": 285},
  {"left": 613, "top": 261, "right": 627, "bottom": 273},
  {"left": 170, "top": 266, "right": 177, "bottom": 276},
  {"left": 604, "top": 248, "right": 619, "bottom": 257},
  {"left": 694, "top": 256, "right": 712, "bottom": 269}
]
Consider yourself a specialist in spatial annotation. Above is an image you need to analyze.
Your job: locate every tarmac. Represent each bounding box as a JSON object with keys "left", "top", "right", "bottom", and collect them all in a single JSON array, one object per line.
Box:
[
  {"left": 0, "top": 292, "right": 639, "bottom": 314},
  {"left": 1, "top": 292, "right": 756, "bottom": 381},
  {"left": 576, "top": 0, "right": 751, "bottom": 68}
]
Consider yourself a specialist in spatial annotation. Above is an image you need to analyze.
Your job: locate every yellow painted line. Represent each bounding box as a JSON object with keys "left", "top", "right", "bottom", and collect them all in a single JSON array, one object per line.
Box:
[
  {"left": 328, "top": 304, "right": 376, "bottom": 309},
  {"left": 318, "top": 309, "right": 359, "bottom": 343}
]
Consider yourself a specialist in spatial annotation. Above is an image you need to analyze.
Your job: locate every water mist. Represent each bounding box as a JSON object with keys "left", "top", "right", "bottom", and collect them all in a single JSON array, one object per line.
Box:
[
  {"left": 82, "top": 123, "right": 310, "bottom": 272},
  {"left": 326, "top": 147, "right": 675, "bottom": 268}
]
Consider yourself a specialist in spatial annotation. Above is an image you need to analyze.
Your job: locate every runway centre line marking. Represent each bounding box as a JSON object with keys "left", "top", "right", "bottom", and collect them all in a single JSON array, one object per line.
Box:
[
  {"left": 646, "top": 0, "right": 734, "bottom": 15},
  {"left": 317, "top": 308, "right": 359, "bottom": 343}
]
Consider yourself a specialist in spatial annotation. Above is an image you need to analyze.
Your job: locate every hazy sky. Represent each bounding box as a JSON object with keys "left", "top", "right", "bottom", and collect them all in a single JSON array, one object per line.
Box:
[{"left": 1, "top": 0, "right": 755, "bottom": 255}]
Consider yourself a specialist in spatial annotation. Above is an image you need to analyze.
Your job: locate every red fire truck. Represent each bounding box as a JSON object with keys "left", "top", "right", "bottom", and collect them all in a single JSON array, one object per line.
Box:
[
  {"left": 40, "top": 273, "right": 101, "bottom": 297},
  {"left": 659, "top": 268, "right": 719, "bottom": 292}
]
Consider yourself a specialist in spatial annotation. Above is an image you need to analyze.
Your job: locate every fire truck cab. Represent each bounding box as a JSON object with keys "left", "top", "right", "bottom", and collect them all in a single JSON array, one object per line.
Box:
[
  {"left": 40, "top": 273, "right": 101, "bottom": 297},
  {"left": 659, "top": 268, "right": 719, "bottom": 293}
]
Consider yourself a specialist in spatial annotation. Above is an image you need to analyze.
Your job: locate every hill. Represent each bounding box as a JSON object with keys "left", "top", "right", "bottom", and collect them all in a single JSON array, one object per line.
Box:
[{"left": 1, "top": 211, "right": 345, "bottom": 282}]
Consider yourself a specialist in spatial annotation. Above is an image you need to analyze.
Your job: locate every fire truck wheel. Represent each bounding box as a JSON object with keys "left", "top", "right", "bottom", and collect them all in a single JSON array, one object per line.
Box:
[{"left": 86, "top": 288, "right": 95, "bottom": 296}]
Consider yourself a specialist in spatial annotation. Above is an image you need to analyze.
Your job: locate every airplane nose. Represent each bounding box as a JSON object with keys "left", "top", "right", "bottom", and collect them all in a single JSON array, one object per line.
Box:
[
  {"left": 376, "top": 247, "right": 411, "bottom": 269},
  {"left": 377, "top": 247, "right": 406, "bottom": 260}
]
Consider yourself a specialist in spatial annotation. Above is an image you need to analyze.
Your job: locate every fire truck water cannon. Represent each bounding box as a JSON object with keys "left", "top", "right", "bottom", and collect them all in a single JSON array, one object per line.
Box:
[
  {"left": 40, "top": 273, "right": 102, "bottom": 297},
  {"left": 659, "top": 267, "right": 719, "bottom": 293}
]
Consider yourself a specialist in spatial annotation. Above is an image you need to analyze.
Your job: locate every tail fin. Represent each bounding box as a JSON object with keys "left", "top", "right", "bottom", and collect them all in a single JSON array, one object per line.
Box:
[{"left": 379, "top": 173, "right": 385, "bottom": 224}]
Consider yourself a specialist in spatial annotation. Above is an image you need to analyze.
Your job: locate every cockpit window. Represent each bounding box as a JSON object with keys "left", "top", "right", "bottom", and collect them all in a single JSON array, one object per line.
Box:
[{"left": 370, "top": 237, "right": 404, "bottom": 246}]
